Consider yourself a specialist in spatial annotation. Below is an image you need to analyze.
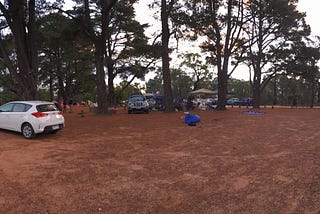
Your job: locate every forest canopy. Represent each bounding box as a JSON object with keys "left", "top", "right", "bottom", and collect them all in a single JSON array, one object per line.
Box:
[{"left": 0, "top": 0, "right": 319, "bottom": 112}]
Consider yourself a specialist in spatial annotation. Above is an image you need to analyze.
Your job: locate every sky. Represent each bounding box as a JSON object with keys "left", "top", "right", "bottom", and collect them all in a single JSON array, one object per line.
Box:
[
  {"left": 297, "top": 0, "right": 320, "bottom": 36},
  {"left": 135, "top": 0, "right": 320, "bottom": 36}
]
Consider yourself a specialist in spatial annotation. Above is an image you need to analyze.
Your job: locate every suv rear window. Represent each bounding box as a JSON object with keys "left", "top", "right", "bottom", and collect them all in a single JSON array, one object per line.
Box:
[
  {"left": 36, "top": 104, "right": 58, "bottom": 112},
  {"left": 129, "top": 96, "right": 145, "bottom": 102}
]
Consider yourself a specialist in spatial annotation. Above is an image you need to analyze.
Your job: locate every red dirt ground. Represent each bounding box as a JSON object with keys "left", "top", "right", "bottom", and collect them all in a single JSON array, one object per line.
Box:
[{"left": 0, "top": 106, "right": 320, "bottom": 213}]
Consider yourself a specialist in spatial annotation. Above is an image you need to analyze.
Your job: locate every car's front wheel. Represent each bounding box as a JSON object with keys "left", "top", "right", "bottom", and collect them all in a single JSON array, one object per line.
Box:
[{"left": 21, "top": 123, "right": 36, "bottom": 139}]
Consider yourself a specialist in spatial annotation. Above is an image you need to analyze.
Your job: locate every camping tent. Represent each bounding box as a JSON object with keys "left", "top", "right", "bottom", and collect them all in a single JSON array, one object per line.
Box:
[
  {"left": 188, "top": 88, "right": 236, "bottom": 97},
  {"left": 188, "top": 88, "right": 215, "bottom": 95}
]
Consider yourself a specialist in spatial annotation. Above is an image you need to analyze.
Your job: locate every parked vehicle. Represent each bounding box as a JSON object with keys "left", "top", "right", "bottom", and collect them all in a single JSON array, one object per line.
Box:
[
  {"left": 234, "top": 98, "right": 253, "bottom": 106},
  {"left": 128, "top": 94, "right": 149, "bottom": 114},
  {"left": 206, "top": 98, "right": 218, "bottom": 105},
  {"left": 144, "top": 93, "right": 156, "bottom": 109},
  {"left": 241, "top": 98, "right": 253, "bottom": 106},
  {"left": 227, "top": 98, "right": 240, "bottom": 105},
  {"left": 154, "top": 94, "right": 165, "bottom": 111},
  {"left": 0, "top": 101, "right": 65, "bottom": 139}
]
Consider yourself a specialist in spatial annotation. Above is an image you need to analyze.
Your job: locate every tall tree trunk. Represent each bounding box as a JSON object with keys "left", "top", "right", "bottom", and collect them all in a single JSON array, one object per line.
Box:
[
  {"left": 82, "top": 0, "right": 117, "bottom": 114},
  {"left": 107, "top": 76, "right": 116, "bottom": 106},
  {"left": 252, "top": 71, "right": 261, "bottom": 108},
  {"left": 107, "top": 64, "right": 117, "bottom": 106},
  {"left": 49, "top": 70, "right": 54, "bottom": 101},
  {"left": 55, "top": 48, "right": 67, "bottom": 101},
  {"left": 310, "top": 81, "right": 315, "bottom": 108},
  {"left": 0, "top": 0, "right": 39, "bottom": 99},
  {"left": 272, "top": 77, "right": 277, "bottom": 105},
  {"left": 28, "top": 0, "right": 38, "bottom": 99},
  {"left": 318, "top": 81, "right": 320, "bottom": 104},
  {"left": 95, "top": 46, "right": 108, "bottom": 114},
  {"left": 216, "top": 67, "right": 228, "bottom": 110},
  {"left": 161, "top": 0, "right": 174, "bottom": 112},
  {"left": 252, "top": 9, "right": 264, "bottom": 109},
  {"left": 214, "top": 0, "right": 233, "bottom": 111}
]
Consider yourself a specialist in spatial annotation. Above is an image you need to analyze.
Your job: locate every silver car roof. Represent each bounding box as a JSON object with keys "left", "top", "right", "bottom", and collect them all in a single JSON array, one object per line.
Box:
[{"left": 7, "top": 100, "right": 54, "bottom": 105}]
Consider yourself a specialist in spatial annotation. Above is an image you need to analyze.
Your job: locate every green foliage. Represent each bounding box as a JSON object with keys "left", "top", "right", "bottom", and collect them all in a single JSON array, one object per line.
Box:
[
  {"left": 38, "top": 12, "right": 96, "bottom": 102},
  {"left": 0, "top": 88, "right": 19, "bottom": 104},
  {"left": 146, "top": 67, "right": 195, "bottom": 98},
  {"left": 80, "top": 0, "right": 162, "bottom": 105},
  {"left": 241, "top": 0, "right": 311, "bottom": 107},
  {"left": 282, "top": 40, "right": 320, "bottom": 80},
  {"left": 145, "top": 69, "right": 164, "bottom": 94},
  {"left": 108, "top": 1, "right": 160, "bottom": 76},
  {"left": 228, "top": 78, "right": 252, "bottom": 99},
  {"left": 179, "top": 53, "right": 213, "bottom": 90},
  {"left": 261, "top": 75, "right": 319, "bottom": 106},
  {"left": 171, "top": 68, "right": 193, "bottom": 98},
  {"left": 0, "top": 1, "right": 39, "bottom": 99},
  {"left": 115, "top": 82, "right": 143, "bottom": 103}
]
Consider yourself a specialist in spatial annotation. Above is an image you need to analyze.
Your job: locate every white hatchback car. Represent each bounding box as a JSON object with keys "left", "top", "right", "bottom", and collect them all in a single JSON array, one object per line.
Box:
[{"left": 0, "top": 101, "right": 65, "bottom": 139}]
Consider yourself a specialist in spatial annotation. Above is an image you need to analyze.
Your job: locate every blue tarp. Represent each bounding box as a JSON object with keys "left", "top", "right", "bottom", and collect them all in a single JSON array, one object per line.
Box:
[
  {"left": 242, "top": 110, "right": 265, "bottom": 115},
  {"left": 185, "top": 114, "right": 201, "bottom": 125}
]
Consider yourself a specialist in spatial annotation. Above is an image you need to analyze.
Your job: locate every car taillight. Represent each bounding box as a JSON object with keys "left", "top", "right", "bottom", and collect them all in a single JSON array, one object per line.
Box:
[{"left": 32, "top": 112, "right": 48, "bottom": 118}]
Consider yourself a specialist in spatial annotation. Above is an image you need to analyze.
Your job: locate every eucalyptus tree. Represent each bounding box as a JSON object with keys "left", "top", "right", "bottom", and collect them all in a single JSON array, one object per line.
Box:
[
  {"left": 228, "top": 78, "right": 252, "bottom": 99},
  {"left": 0, "top": 34, "right": 21, "bottom": 97},
  {"left": 261, "top": 74, "right": 318, "bottom": 107},
  {"left": 184, "top": 0, "right": 246, "bottom": 110},
  {"left": 0, "top": 0, "right": 39, "bottom": 99},
  {"left": 179, "top": 53, "right": 213, "bottom": 91},
  {"left": 115, "top": 81, "right": 143, "bottom": 103},
  {"left": 160, "top": 0, "right": 175, "bottom": 112},
  {"left": 242, "top": 0, "right": 310, "bottom": 108},
  {"left": 262, "top": 36, "right": 320, "bottom": 108},
  {"left": 145, "top": 67, "right": 193, "bottom": 98},
  {"left": 65, "top": 0, "right": 157, "bottom": 111},
  {"left": 150, "top": 0, "right": 195, "bottom": 111},
  {"left": 103, "top": 1, "right": 160, "bottom": 106},
  {"left": 281, "top": 38, "right": 320, "bottom": 107},
  {"left": 69, "top": 0, "right": 118, "bottom": 114},
  {"left": 170, "top": 68, "right": 193, "bottom": 98},
  {"left": 145, "top": 69, "right": 164, "bottom": 94},
  {"left": 38, "top": 13, "right": 95, "bottom": 102}
]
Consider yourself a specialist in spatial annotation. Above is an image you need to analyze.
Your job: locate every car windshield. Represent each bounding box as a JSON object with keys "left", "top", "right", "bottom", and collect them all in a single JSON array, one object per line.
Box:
[
  {"left": 37, "top": 104, "right": 58, "bottom": 112},
  {"left": 129, "top": 96, "right": 145, "bottom": 102}
]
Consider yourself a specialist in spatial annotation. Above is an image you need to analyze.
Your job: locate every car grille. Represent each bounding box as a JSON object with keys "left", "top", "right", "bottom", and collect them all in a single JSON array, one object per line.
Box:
[{"left": 134, "top": 102, "right": 145, "bottom": 107}]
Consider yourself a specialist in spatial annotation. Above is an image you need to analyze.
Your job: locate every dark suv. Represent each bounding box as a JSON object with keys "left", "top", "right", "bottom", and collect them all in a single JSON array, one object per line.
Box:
[{"left": 128, "top": 94, "right": 149, "bottom": 114}]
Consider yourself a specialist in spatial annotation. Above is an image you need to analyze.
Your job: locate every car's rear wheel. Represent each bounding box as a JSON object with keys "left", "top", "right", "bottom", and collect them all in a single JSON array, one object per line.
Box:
[{"left": 21, "top": 123, "right": 36, "bottom": 139}]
